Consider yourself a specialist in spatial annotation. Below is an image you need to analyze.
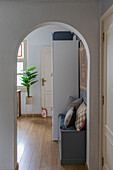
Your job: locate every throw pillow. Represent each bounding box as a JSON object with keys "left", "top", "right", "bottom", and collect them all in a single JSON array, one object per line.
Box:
[
  {"left": 68, "top": 107, "right": 77, "bottom": 127},
  {"left": 75, "top": 102, "right": 87, "bottom": 131},
  {"left": 64, "top": 107, "right": 76, "bottom": 128},
  {"left": 67, "top": 97, "right": 83, "bottom": 108},
  {"left": 65, "top": 96, "right": 75, "bottom": 112}
]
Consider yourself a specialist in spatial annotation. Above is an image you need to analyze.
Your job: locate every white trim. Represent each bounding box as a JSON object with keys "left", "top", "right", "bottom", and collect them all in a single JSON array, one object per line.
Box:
[{"left": 100, "top": 5, "right": 113, "bottom": 170}]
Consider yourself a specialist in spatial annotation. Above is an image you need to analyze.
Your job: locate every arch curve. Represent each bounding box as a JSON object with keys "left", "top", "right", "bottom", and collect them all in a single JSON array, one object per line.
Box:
[{"left": 16, "top": 21, "right": 90, "bottom": 166}]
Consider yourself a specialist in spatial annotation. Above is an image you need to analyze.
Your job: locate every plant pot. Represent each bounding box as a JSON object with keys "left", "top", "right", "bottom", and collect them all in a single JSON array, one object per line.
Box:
[{"left": 26, "top": 96, "right": 33, "bottom": 104}]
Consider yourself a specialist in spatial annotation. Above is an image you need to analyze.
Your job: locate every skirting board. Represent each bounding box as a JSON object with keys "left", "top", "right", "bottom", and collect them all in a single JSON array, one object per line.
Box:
[
  {"left": 21, "top": 114, "right": 42, "bottom": 117},
  {"left": 15, "top": 163, "right": 19, "bottom": 170},
  {"left": 85, "top": 163, "right": 89, "bottom": 170}
]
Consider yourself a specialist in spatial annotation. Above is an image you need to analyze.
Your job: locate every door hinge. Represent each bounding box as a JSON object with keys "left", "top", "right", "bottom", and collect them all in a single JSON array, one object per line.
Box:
[
  {"left": 103, "top": 33, "right": 105, "bottom": 42},
  {"left": 102, "top": 96, "right": 104, "bottom": 105},
  {"left": 102, "top": 157, "right": 104, "bottom": 166}
]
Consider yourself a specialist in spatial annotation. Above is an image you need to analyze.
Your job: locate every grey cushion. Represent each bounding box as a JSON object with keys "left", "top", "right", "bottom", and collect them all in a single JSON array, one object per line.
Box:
[
  {"left": 66, "top": 96, "right": 83, "bottom": 112},
  {"left": 65, "top": 96, "right": 76, "bottom": 112},
  {"left": 67, "top": 97, "right": 83, "bottom": 108}
]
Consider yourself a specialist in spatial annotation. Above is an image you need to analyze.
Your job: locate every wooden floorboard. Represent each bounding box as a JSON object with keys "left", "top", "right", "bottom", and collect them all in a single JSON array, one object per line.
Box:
[{"left": 17, "top": 117, "right": 85, "bottom": 170}]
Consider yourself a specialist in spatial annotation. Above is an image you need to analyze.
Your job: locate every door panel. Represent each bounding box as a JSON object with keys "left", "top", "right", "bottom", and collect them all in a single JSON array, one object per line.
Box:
[
  {"left": 103, "top": 13, "right": 113, "bottom": 170},
  {"left": 106, "top": 28, "right": 113, "bottom": 133}
]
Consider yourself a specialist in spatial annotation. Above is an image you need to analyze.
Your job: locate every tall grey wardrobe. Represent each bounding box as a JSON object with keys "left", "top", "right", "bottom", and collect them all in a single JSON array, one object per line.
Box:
[{"left": 52, "top": 40, "right": 79, "bottom": 140}]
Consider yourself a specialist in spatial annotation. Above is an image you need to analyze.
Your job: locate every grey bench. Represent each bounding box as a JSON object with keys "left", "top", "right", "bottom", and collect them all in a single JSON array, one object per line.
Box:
[{"left": 58, "top": 114, "right": 86, "bottom": 165}]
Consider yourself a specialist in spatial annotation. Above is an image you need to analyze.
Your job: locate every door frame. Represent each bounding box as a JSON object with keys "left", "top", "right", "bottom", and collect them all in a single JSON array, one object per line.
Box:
[{"left": 100, "top": 4, "right": 113, "bottom": 170}]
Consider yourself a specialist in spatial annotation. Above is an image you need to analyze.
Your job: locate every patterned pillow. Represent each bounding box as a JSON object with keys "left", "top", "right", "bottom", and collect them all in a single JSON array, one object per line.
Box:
[
  {"left": 75, "top": 102, "right": 87, "bottom": 131},
  {"left": 64, "top": 107, "right": 75, "bottom": 128}
]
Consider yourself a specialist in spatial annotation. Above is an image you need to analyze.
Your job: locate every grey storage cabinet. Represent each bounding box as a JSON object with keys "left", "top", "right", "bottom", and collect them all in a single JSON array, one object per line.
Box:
[
  {"left": 58, "top": 130, "right": 86, "bottom": 165},
  {"left": 58, "top": 119, "right": 86, "bottom": 165}
]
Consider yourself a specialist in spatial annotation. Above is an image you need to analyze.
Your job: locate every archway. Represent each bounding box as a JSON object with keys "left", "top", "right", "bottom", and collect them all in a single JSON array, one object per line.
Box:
[{"left": 15, "top": 22, "right": 90, "bottom": 168}]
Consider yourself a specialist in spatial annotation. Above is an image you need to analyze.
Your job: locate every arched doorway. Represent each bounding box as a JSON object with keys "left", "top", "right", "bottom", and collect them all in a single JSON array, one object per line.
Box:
[{"left": 15, "top": 22, "right": 90, "bottom": 169}]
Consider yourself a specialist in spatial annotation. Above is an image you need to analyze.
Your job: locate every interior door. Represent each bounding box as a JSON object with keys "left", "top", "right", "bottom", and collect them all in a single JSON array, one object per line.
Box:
[
  {"left": 41, "top": 46, "right": 53, "bottom": 117},
  {"left": 102, "top": 13, "right": 113, "bottom": 170}
]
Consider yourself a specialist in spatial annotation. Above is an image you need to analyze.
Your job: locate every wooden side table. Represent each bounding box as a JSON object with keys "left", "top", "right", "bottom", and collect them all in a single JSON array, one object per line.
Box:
[{"left": 17, "top": 90, "right": 21, "bottom": 117}]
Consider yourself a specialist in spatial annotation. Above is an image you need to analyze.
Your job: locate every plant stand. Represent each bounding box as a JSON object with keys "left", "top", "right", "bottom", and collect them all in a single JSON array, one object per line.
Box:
[
  {"left": 25, "top": 96, "right": 34, "bottom": 114},
  {"left": 26, "top": 96, "right": 33, "bottom": 104}
]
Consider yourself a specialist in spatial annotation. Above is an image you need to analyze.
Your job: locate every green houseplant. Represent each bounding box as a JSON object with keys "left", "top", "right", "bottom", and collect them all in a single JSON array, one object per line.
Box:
[{"left": 21, "top": 67, "right": 38, "bottom": 104}]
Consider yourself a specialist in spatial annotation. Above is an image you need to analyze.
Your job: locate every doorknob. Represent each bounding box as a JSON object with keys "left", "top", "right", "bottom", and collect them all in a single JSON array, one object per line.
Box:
[{"left": 42, "top": 78, "right": 47, "bottom": 86}]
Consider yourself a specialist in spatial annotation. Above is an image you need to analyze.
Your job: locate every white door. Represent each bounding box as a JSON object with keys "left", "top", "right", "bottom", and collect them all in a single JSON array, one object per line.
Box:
[
  {"left": 102, "top": 13, "right": 113, "bottom": 170},
  {"left": 41, "top": 46, "right": 53, "bottom": 117}
]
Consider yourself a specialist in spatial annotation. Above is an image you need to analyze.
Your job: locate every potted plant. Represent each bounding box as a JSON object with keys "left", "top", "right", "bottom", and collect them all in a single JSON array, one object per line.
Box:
[{"left": 21, "top": 67, "right": 38, "bottom": 104}]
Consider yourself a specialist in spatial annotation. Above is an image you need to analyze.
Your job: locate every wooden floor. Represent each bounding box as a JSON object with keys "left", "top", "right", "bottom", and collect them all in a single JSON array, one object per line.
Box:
[{"left": 17, "top": 117, "right": 85, "bottom": 170}]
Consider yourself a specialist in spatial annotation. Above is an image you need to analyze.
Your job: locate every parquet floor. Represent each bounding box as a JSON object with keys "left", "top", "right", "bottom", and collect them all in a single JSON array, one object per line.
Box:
[{"left": 17, "top": 117, "right": 85, "bottom": 170}]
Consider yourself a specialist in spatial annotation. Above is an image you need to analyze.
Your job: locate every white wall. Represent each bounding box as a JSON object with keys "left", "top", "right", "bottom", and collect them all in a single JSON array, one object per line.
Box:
[
  {"left": 0, "top": 1, "right": 100, "bottom": 170},
  {"left": 21, "top": 25, "right": 68, "bottom": 114}
]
